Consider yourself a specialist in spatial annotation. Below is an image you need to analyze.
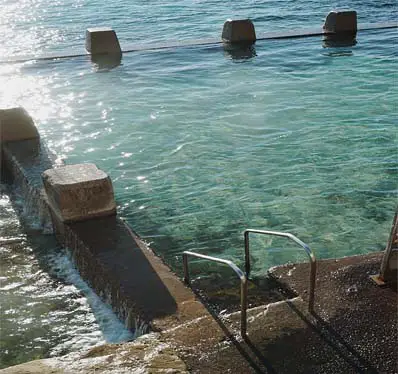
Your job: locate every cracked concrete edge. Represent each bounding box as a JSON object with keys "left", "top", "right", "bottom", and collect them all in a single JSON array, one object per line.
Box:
[{"left": 0, "top": 333, "right": 188, "bottom": 374}]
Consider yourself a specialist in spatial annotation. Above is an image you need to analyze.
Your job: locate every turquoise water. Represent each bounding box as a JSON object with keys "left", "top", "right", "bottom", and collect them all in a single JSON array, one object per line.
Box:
[{"left": 0, "top": 0, "right": 397, "bottom": 368}]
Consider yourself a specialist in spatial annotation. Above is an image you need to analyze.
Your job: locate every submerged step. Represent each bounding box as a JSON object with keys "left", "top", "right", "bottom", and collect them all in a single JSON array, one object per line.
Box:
[{"left": 189, "top": 270, "right": 298, "bottom": 315}]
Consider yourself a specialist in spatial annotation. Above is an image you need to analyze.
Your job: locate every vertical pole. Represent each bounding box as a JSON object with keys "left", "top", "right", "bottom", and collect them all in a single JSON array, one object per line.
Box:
[
  {"left": 183, "top": 253, "right": 190, "bottom": 285},
  {"left": 309, "top": 256, "right": 317, "bottom": 313},
  {"left": 380, "top": 210, "right": 398, "bottom": 280},
  {"left": 244, "top": 231, "right": 251, "bottom": 277},
  {"left": 240, "top": 276, "right": 248, "bottom": 338}
]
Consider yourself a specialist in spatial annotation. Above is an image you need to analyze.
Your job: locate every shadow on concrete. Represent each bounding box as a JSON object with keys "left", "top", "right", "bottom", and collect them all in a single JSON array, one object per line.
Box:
[
  {"left": 187, "top": 262, "right": 394, "bottom": 373},
  {"left": 286, "top": 301, "right": 379, "bottom": 373},
  {"left": 187, "top": 274, "right": 301, "bottom": 373},
  {"left": 68, "top": 216, "right": 178, "bottom": 323},
  {"left": 190, "top": 286, "right": 276, "bottom": 373},
  {"left": 191, "top": 274, "right": 295, "bottom": 316}
]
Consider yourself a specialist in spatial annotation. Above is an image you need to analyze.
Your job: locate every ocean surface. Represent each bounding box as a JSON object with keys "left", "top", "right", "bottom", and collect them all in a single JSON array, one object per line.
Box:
[{"left": 0, "top": 0, "right": 397, "bottom": 368}]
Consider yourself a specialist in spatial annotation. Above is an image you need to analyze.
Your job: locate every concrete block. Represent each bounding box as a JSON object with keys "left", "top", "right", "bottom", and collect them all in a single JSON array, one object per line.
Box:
[
  {"left": 0, "top": 107, "right": 39, "bottom": 143},
  {"left": 42, "top": 163, "right": 116, "bottom": 223},
  {"left": 85, "top": 27, "right": 122, "bottom": 55},
  {"left": 222, "top": 19, "right": 256, "bottom": 44},
  {"left": 323, "top": 11, "right": 357, "bottom": 34}
]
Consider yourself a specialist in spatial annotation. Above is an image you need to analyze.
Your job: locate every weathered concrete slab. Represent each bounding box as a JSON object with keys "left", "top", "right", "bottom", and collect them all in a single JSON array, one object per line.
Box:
[
  {"left": 0, "top": 361, "right": 64, "bottom": 374},
  {"left": 0, "top": 333, "right": 188, "bottom": 374},
  {"left": 42, "top": 164, "right": 116, "bottom": 223},
  {"left": 0, "top": 107, "right": 39, "bottom": 143},
  {"left": 324, "top": 10, "right": 357, "bottom": 34},
  {"left": 222, "top": 19, "right": 256, "bottom": 43},
  {"left": 85, "top": 27, "right": 122, "bottom": 55},
  {"left": 268, "top": 253, "right": 397, "bottom": 374}
]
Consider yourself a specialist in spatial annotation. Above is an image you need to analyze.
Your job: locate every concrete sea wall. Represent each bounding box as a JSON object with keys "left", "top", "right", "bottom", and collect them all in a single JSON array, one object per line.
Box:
[
  {"left": 1, "top": 104, "right": 397, "bottom": 373},
  {"left": 0, "top": 107, "right": 208, "bottom": 335}
]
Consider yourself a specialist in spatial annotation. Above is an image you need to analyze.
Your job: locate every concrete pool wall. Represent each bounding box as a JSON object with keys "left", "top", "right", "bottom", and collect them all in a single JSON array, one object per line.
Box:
[
  {"left": 0, "top": 107, "right": 209, "bottom": 334},
  {"left": 1, "top": 14, "right": 397, "bottom": 366},
  {"left": 1, "top": 106, "right": 397, "bottom": 373}
]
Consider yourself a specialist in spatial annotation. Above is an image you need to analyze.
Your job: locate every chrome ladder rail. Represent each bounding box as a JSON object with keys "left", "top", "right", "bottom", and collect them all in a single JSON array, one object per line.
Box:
[
  {"left": 244, "top": 229, "right": 316, "bottom": 312},
  {"left": 182, "top": 251, "right": 248, "bottom": 338},
  {"left": 182, "top": 229, "right": 317, "bottom": 338}
]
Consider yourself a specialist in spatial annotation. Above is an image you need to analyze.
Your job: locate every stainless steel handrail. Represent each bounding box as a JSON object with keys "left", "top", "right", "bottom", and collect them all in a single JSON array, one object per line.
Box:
[
  {"left": 182, "top": 251, "right": 248, "bottom": 338},
  {"left": 244, "top": 229, "right": 316, "bottom": 312}
]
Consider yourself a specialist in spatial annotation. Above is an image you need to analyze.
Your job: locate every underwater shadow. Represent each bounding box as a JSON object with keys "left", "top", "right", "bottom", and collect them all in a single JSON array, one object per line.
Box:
[
  {"left": 223, "top": 43, "right": 257, "bottom": 61},
  {"left": 91, "top": 53, "right": 122, "bottom": 71},
  {"left": 322, "top": 34, "right": 356, "bottom": 56}
]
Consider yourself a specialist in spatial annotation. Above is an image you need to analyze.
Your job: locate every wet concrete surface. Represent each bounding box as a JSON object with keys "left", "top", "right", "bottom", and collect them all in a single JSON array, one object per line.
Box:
[
  {"left": 54, "top": 214, "right": 211, "bottom": 332},
  {"left": 163, "top": 252, "right": 397, "bottom": 373},
  {"left": 0, "top": 247, "right": 396, "bottom": 373}
]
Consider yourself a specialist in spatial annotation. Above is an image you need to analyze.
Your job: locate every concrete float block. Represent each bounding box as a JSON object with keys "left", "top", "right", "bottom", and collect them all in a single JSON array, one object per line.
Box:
[
  {"left": 323, "top": 10, "right": 357, "bottom": 34},
  {"left": 42, "top": 163, "right": 116, "bottom": 223},
  {"left": 0, "top": 107, "right": 39, "bottom": 143},
  {"left": 85, "top": 27, "right": 122, "bottom": 55},
  {"left": 222, "top": 19, "right": 256, "bottom": 44}
]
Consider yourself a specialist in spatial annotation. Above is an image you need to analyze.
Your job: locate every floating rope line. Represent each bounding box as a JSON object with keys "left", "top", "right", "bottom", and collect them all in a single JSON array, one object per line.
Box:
[{"left": 1, "top": 22, "right": 396, "bottom": 65}]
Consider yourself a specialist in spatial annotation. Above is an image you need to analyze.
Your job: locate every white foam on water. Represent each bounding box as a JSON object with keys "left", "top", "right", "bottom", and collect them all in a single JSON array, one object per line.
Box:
[
  {"left": 0, "top": 184, "right": 138, "bottom": 367},
  {"left": 44, "top": 248, "right": 136, "bottom": 355}
]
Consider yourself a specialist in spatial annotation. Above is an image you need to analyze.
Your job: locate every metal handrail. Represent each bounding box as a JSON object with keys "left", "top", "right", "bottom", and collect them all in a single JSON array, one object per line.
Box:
[
  {"left": 244, "top": 229, "right": 316, "bottom": 312},
  {"left": 182, "top": 251, "right": 248, "bottom": 338}
]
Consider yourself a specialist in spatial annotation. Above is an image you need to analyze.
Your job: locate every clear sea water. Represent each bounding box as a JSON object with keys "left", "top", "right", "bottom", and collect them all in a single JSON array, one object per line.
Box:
[{"left": 0, "top": 0, "right": 397, "bottom": 368}]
